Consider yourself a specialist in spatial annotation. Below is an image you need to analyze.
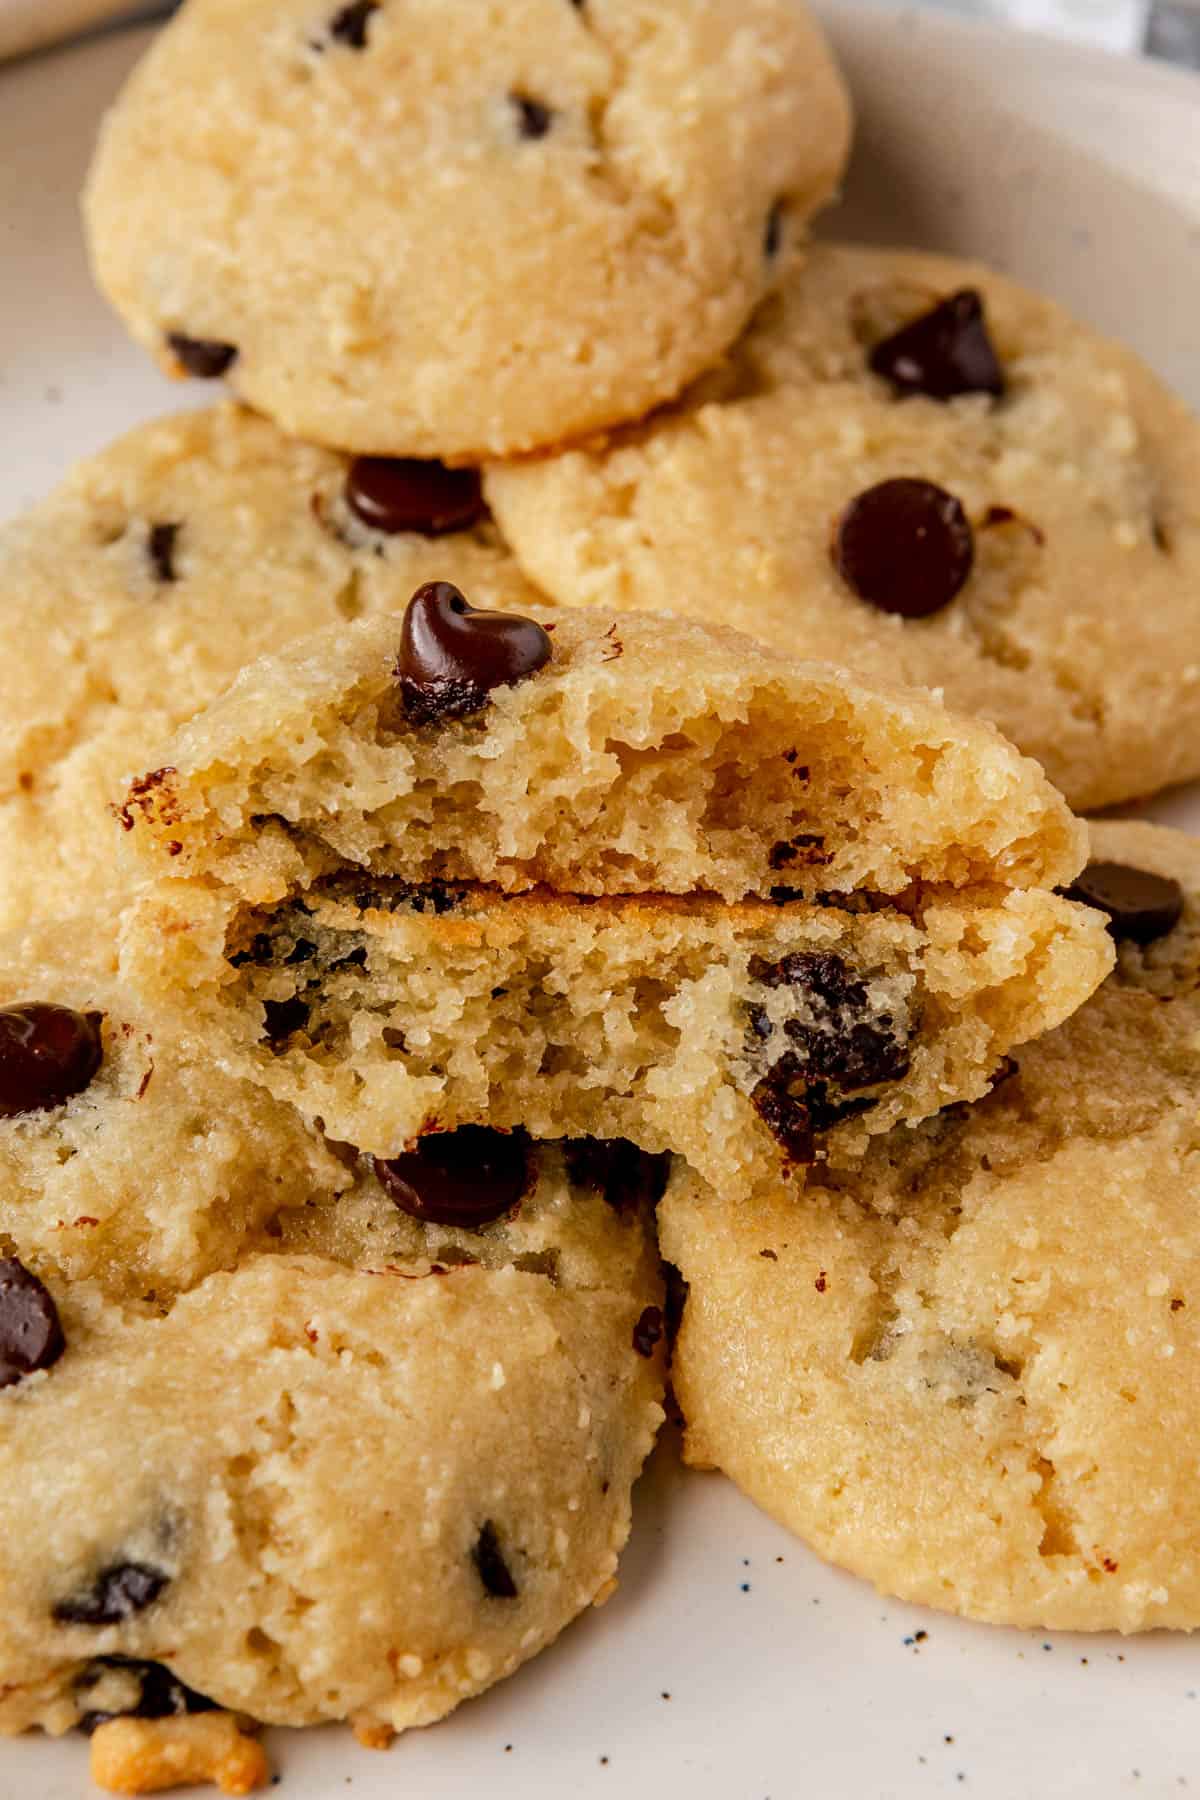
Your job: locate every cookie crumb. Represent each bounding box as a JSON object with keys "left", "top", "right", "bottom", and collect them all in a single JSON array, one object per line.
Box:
[{"left": 89, "top": 1712, "right": 269, "bottom": 1795}]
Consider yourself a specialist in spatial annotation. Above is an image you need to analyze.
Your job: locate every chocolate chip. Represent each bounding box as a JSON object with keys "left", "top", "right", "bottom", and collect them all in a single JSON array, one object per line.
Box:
[
  {"left": 751, "top": 1079, "right": 814, "bottom": 1164},
  {"left": 396, "top": 582, "right": 553, "bottom": 726},
  {"left": 0, "top": 1258, "right": 65, "bottom": 1389},
  {"left": 511, "top": 92, "right": 553, "bottom": 139},
  {"left": 0, "top": 1003, "right": 103, "bottom": 1118},
  {"left": 764, "top": 201, "right": 784, "bottom": 259},
  {"left": 562, "top": 1137, "right": 671, "bottom": 1215},
  {"left": 833, "top": 477, "right": 974, "bottom": 618},
  {"left": 868, "top": 289, "right": 1005, "bottom": 401},
  {"left": 54, "top": 1563, "right": 168, "bottom": 1627},
  {"left": 329, "top": 0, "right": 378, "bottom": 46},
  {"left": 261, "top": 996, "right": 310, "bottom": 1046},
  {"left": 76, "top": 1659, "right": 217, "bottom": 1736},
  {"left": 1065, "top": 861, "right": 1184, "bottom": 946},
  {"left": 372, "top": 1126, "right": 531, "bottom": 1228},
  {"left": 344, "top": 458, "right": 485, "bottom": 536},
  {"left": 754, "top": 952, "right": 912, "bottom": 1090},
  {"left": 164, "top": 334, "right": 238, "bottom": 379},
  {"left": 632, "top": 1305, "right": 664, "bottom": 1357},
  {"left": 472, "top": 1521, "right": 518, "bottom": 1598},
  {"left": 147, "top": 523, "right": 179, "bottom": 584}
]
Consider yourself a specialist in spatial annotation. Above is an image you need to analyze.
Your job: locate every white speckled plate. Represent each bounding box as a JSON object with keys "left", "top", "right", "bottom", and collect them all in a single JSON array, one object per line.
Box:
[{"left": 2, "top": 8, "right": 1200, "bottom": 1798}]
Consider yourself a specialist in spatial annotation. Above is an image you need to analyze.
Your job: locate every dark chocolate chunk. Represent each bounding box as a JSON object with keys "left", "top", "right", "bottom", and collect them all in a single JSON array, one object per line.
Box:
[
  {"left": 147, "top": 523, "right": 179, "bottom": 584},
  {"left": 76, "top": 1659, "right": 217, "bottom": 1735},
  {"left": 868, "top": 288, "right": 1005, "bottom": 401},
  {"left": 562, "top": 1137, "right": 671, "bottom": 1215},
  {"left": 753, "top": 951, "right": 911, "bottom": 1091},
  {"left": 750, "top": 1078, "right": 813, "bottom": 1165},
  {"left": 472, "top": 1521, "right": 518, "bottom": 1598},
  {"left": 1065, "top": 861, "right": 1184, "bottom": 946},
  {"left": 329, "top": 0, "right": 378, "bottom": 46},
  {"left": 396, "top": 582, "right": 552, "bottom": 726},
  {"left": 372, "top": 1126, "right": 531, "bottom": 1228},
  {"left": 511, "top": 92, "right": 553, "bottom": 139},
  {"left": 164, "top": 334, "right": 238, "bottom": 379},
  {"left": 833, "top": 477, "right": 974, "bottom": 618},
  {"left": 0, "top": 1003, "right": 104, "bottom": 1118},
  {"left": 261, "top": 996, "right": 310, "bottom": 1046},
  {"left": 0, "top": 1258, "right": 65, "bottom": 1389},
  {"left": 344, "top": 458, "right": 485, "bottom": 537},
  {"left": 764, "top": 201, "right": 784, "bottom": 259},
  {"left": 632, "top": 1305, "right": 664, "bottom": 1358},
  {"left": 54, "top": 1563, "right": 168, "bottom": 1627}
]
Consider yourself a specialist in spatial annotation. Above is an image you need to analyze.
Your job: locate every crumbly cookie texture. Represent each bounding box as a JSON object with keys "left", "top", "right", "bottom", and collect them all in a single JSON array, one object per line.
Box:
[
  {"left": 0, "top": 918, "right": 349, "bottom": 1306},
  {"left": 117, "top": 605, "right": 1086, "bottom": 904},
  {"left": 485, "top": 242, "right": 1200, "bottom": 810},
  {"left": 0, "top": 924, "right": 664, "bottom": 1742},
  {"left": 0, "top": 403, "right": 542, "bottom": 932},
  {"left": 83, "top": 0, "right": 850, "bottom": 459},
  {"left": 120, "top": 877, "right": 1110, "bottom": 1191},
  {"left": 661, "top": 821, "right": 1200, "bottom": 1632}
]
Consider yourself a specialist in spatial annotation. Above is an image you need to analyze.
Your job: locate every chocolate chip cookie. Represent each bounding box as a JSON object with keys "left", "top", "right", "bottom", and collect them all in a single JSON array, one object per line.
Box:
[
  {"left": 0, "top": 404, "right": 541, "bottom": 931},
  {"left": 117, "top": 588, "right": 1109, "bottom": 1191},
  {"left": 661, "top": 821, "right": 1200, "bottom": 1631},
  {"left": 83, "top": 0, "right": 851, "bottom": 459},
  {"left": 485, "top": 243, "right": 1200, "bottom": 810}
]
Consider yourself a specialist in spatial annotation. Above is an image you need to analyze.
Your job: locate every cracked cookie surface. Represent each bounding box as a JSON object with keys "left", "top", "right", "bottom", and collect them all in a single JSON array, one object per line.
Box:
[
  {"left": 485, "top": 243, "right": 1200, "bottom": 809},
  {"left": 659, "top": 821, "right": 1200, "bottom": 1631},
  {"left": 0, "top": 404, "right": 542, "bottom": 932},
  {"left": 83, "top": 0, "right": 850, "bottom": 459}
]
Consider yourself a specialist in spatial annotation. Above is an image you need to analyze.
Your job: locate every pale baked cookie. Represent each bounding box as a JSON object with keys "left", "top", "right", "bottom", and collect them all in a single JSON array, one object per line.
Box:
[
  {"left": 661, "top": 821, "right": 1200, "bottom": 1631},
  {"left": 115, "top": 588, "right": 1107, "bottom": 1185},
  {"left": 485, "top": 243, "right": 1200, "bottom": 810},
  {"left": 0, "top": 917, "right": 348, "bottom": 1306},
  {"left": 119, "top": 876, "right": 1109, "bottom": 1192},
  {"left": 0, "top": 403, "right": 542, "bottom": 932},
  {"left": 83, "top": 0, "right": 851, "bottom": 460},
  {"left": 0, "top": 925, "right": 666, "bottom": 1745},
  {"left": 115, "top": 593, "right": 1087, "bottom": 902}
]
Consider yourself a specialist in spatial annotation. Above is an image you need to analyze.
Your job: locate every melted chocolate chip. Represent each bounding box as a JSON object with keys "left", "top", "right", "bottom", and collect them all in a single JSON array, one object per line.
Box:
[
  {"left": 76, "top": 1659, "right": 217, "bottom": 1736},
  {"left": 164, "top": 334, "right": 238, "bottom": 379},
  {"left": 329, "top": 0, "right": 379, "bottom": 46},
  {"left": 344, "top": 458, "right": 485, "bottom": 537},
  {"left": 511, "top": 92, "right": 553, "bottom": 139},
  {"left": 562, "top": 1137, "right": 671, "bottom": 1215},
  {"left": 764, "top": 201, "right": 784, "bottom": 259},
  {"left": 0, "top": 1258, "right": 65, "bottom": 1389},
  {"left": 834, "top": 477, "right": 974, "bottom": 618},
  {"left": 147, "top": 523, "right": 179, "bottom": 584},
  {"left": 0, "top": 1003, "right": 103, "bottom": 1118},
  {"left": 1066, "top": 861, "right": 1184, "bottom": 946},
  {"left": 372, "top": 1126, "right": 531, "bottom": 1228},
  {"left": 261, "top": 996, "right": 310, "bottom": 1046},
  {"left": 632, "top": 1305, "right": 664, "bottom": 1357},
  {"left": 473, "top": 1521, "right": 518, "bottom": 1598},
  {"left": 396, "top": 582, "right": 553, "bottom": 725},
  {"left": 754, "top": 951, "right": 912, "bottom": 1090},
  {"left": 54, "top": 1563, "right": 168, "bottom": 1627},
  {"left": 868, "top": 288, "right": 1005, "bottom": 401},
  {"left": 751, "top": 1079, "right": 814, "bottom": 1164}
]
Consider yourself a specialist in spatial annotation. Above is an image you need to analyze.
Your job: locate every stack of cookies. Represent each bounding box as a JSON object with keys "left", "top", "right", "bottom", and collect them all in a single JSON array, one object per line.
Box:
[{"left": 2, "top": 0, "right": 1199, "bottom": 1792}]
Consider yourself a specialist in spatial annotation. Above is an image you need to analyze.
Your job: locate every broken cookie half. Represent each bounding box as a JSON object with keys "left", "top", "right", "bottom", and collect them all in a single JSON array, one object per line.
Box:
[{"left": 119, "top": 591, "right": 1110, "bottom": 1189}]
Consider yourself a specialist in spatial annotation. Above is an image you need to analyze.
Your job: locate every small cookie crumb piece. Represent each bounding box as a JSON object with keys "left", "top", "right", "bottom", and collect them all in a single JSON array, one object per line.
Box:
[
  {"left": 351, "top": 1714, "right": 395, "bottom": 1750},
  {"left": 89, "top": 1712, "right": 269, "bottom": 1795},
  {"left": 592, "top": 1576, "right": 619, "bottom": 1608}
]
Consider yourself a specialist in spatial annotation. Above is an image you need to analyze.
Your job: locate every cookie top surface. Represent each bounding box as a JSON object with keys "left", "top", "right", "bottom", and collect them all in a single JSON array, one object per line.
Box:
[
  {"left": 485, "top": 243, "right": 1200, "bottom": 810},
  {"left": 0, "top": 927, "right": 664, "bottom": 1738},
  {"left": 0, "top": 404, "right": 542, "bottom": 933},
  {"left": 83, "top": 0, "right": 851, "bottom": 459},
  {"left": 661, "top": 821, "right": 1200, "bottom": 1632},
  {"left": 117, "top": 596, "right": 1086, "bottom": 907}
]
